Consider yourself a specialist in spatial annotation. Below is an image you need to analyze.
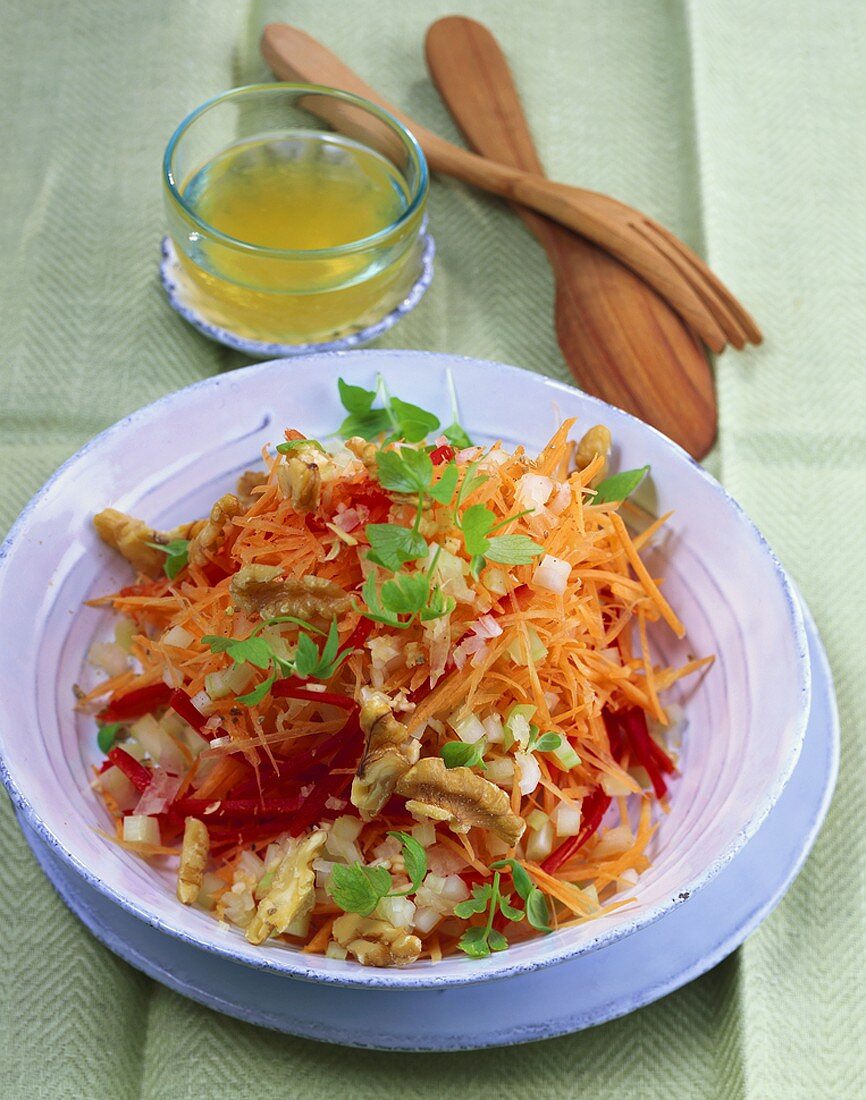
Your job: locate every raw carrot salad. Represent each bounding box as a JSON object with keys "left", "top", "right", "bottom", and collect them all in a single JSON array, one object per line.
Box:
[{"left": 83, "top": 377, "right": 709, "bottom": 967}]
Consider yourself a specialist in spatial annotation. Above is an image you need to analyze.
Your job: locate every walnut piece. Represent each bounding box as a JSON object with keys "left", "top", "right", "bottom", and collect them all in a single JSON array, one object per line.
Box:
[
  {"left": 236, "top": 470, "right": 268, "bottom": 510},
  {"left": 188, "top": 494, "right": 242, "bottom": 567},
  {"left": 351, "top": 692, "right": 421, "bottom": 820},
  {"left": 575, "top": 425, "right": 611, "bottom": 487},
  {"left": 93, "top": 509, "right": 200, "bottom": 578},
  {"left": 396, "top": 757, "right": 525, "bottom": 847},
  {"left": 276, "top": 442, "right": 329, "bottom": 513},
  {"left": 332, "top": 913, "right": 422, "bottom": 967},
  {"left": 230, "top": 564, "right": 351, "bottom": 624},
  {"left": 176, "top": 817, "right": 209, "bottom": 905},
  {"left": 344, "top": 436, "right": 378, "bottom": 471},
  {"left": 246, "top": 830, "right": 327, "bottom": 946}
]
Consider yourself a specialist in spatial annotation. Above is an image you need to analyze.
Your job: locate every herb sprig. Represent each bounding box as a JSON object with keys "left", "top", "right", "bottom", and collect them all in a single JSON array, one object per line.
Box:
[
  {"left": 327, "top": 832, "right": 428, "bottom": 915},
  {"left": 201, "top": 616, "right": 353, "bottom": 707},
  {"left": 146, "top": 538, "right": 190, "bottom": 580}
]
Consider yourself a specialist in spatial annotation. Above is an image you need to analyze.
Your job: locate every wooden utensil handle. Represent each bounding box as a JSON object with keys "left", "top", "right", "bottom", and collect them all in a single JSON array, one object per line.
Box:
[{"left": 260, "top": 23, "right": 724, "bottom": 348}]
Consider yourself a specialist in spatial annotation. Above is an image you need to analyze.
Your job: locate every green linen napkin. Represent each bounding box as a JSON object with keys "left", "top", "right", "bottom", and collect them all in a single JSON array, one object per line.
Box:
[{"left": 1, "top": 1, "right": 863, "bottom": 1095}]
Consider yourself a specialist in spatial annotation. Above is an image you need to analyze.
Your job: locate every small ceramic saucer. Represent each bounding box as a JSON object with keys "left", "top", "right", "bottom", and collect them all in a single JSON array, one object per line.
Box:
[
  {"left": 20, "top": 596, "right": 837, "bottom": 1051},
  {"left": 159, "top": 231, "right": 435, "bottom": 359}
]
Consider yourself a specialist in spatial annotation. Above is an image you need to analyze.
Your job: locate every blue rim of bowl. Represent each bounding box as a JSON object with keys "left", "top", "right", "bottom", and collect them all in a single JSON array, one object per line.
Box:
[
  {"left": 0, "top": 350, "right": 812, "bottom": 990},
  {"left": 159, "top": 231, "right": 435, "bottom": 358}
]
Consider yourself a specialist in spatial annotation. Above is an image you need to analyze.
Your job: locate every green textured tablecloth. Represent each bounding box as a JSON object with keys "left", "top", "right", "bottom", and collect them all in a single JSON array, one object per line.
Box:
[{"left": 1, "top": 1, "right": 863, "bottom": 1095}]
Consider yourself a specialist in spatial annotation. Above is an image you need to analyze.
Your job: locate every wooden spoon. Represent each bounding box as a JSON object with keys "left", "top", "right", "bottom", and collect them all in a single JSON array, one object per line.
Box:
[
  {"left": 424, "top": 16, "right": 716, "bottom": 457},
  {"left": 261, "top": 23, "right": 761, "bottom": 357}
]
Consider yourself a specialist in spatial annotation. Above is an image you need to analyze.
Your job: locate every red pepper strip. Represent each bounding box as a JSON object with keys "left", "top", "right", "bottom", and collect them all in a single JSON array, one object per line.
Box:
[
  {"left": 98, "top": 682, "right": 172, "bottom": 723},
  {"left": 608, "top": 709, "right": 668, "bottom": 799},
  {"left": 339, "top": 615, "right": 374, "bottom": 655},
  {"left": 168, "top": 689, "right": 210, "bottom": 734},
  {"left": 541, "top": 789, "right": 612, "bottom": 875},
  {"left": 288, "top": 717, "right": 363, "bottom": 836},
  {"left": 107, "top": 747, "right": 152, "bottom": 792},
  {"left": 169, "top": 795, "right": 305, "bottom": 820},
  {"left": 430, "top": 444, "right": 455, "bottom": 465},
  {"left": 271, "top": 679, "right": 358, "bottom": 712}
]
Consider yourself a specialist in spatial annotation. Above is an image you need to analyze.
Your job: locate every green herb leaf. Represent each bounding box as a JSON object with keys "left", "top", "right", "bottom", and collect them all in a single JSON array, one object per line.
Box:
[
  {"left": 276, "top": 438, "right": 325, "bottom": 454},
  {"left": 328, "top": 862, "right": 393, "bottom": 917},
  {"left": 457, "top": 925, "right": 492, "bottom": 958},
  {"left": 146, "top": 538, "right": 189, "bottom": 580},
  {"left": 485, "top": 534, "right": 545, "bottom": 565},
  {"left": 338, "top": 377, "right": 377, "bottom": 415},
  {"left": 453, "top": 883, "right": 493, "bottom": 919},
  {"left": 339, "top": 409, "right": 392, "bottom": 440},
  {"left": 202, "top": 633, "right": 274, "bottom": 670},
  {"left": 420, "top": 584, "right": 455, "bottom": 622},
  {"left": 427, "top": 461, "right": 459, "bottom": 504},
  {"left": 375, "top": 448, "right": 434, "bottom": 495},
  {"left": 455, "top": 463, "right": 489, "bottom": 509},
  {"left": 593, "top": 465, "right": 650, "bottom": 505},
  {"left": 236, "top": 671, "right": 276, "bottom": 707},
  {"left": 487, "top": 928, "right": 509, "bottom": 952},
  {"left": 380, "top": 572, "right": 430, "bottom": 615},
  {"left": 365, "top": 524, "right": 427, "bottom": 572},
  {"left": 444, "top": 422, "right": 473, "bottom": 450},
  {"left": 292, "top": 620, "right": 353, "bottom": 681},
  {"left": 460, "top": 504, "right": 496, "bottom": 556},
  {"left": 97, "top": 722, "right": 122, "bottom": 754},
  {"left": 491, "top": 858, "right": 534, "bottom": 902},
  {"left": 525, "top": 888, "right": 553, "bottom": 932},
  {"left": 498, "top": 892, "right": 525, "bottom": 922},
  {"left": 533, "top": 731, "right": 563, "bottom": 753},
  {"left": 387, "top": 831, "right": 428, "bottom": 892},
  {"left": 360, "top": 573, "right": 402, "bottom": 627},
  {"left": 440, "top": 739, "right": 487, "bottom": 770},
  {"left": 388, "top": 396, "right": 440, "bottom": 443}
]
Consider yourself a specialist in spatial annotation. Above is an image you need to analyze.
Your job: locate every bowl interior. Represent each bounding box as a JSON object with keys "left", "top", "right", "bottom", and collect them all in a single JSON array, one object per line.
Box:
[{"left": 0, "top": 351, "right": 809, "bottom": 989}]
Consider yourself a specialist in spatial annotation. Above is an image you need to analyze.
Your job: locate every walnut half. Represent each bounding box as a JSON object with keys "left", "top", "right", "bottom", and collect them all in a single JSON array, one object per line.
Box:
[
  {"left": 93, "top": 509, "right": 201, "bottom": 578},
  {"left": 351, "top": 693, "right": 420, "bottom": 820},
  {"left": 176, "top": 817, "right": 209, "bottom": 905},
  {"left": 229, "top": 565, "right": 352, "bottom": 625},
  {"left": 396, "top": 757, "right": 525, "bottom": 847},
  {"left": 246, "top": 830, "right": 327, "bottom": 946},
  {"left": 332, "top": 913, "right": 422, "bottom": 967}
]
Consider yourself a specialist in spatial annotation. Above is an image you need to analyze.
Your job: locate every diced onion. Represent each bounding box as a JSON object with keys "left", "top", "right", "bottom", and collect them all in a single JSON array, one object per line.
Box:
[
  {"left": 205, "top": 663, "right": 253, "bottom": 700},
  {"left": 619, "top": 868, "right": 639, "bottom": 887},
  {"left": 601, "top": 773, "right": 635, "bottom": 797},
  {"left": 532, "top": 554, "right": 572, "bottom": 594},
  {"left": 553, "top": 800, "right": 583, "bottom": 837},
  {"left": 88, "top": 641, "right": 129, "bottom": 678},
  {"left": 285, "top": 911, "right": 312, "bottom": 938},
  {"left": 414, "top": 907, "right": 441, "bottom": 934},
  {"left": 515, "top": 473, "right": 553, "bottom": 514},
  {"left": 526, "top": 819, "right": 554, "bottom": 861},
  {"left": 131, "top": 714, "right": 176, "bottom": 764},
  {"left": 507, "top": 627, "right": 548, "bottom": 667},
  {"left": 411, "top": 822, "right": 436, "bottom": 848},
  {"left": 482, "top": 714, "right": 504, "bottom": 744},
  {"left": 504, "top": 704, "right": 536, "bottom": 749},
  {"left": 450, "top": 712, "right": 486, "bottom": 745},
  {"left": 122, "top": 815, "right": 160, "bottom": 846},
  {"left": 96, "top": 766, "right": 138, "bottom": 812},
  {"left": 515, "top": 751, "right": 541, "bottom": 796},
  {"left": 485, "top": 757, "right": 515, "bottom": 788},
  {"left": 553, "top": 740, "right": 581, "bottom": 771},
  {"left": 526, "top": 808, "right": 548, "bottom": 832},
  {"left": 114, "top": 617, "right": 136, "bottom": 653},
  {"left": 376, "top": 895, "right": 415, "bottom": 930},
  {"left": 325, "top": 942, "right": 348, "bottom": 960},
  {"left": 325, "top": 815, "right": 363, "bottom": 864},
  {"left": 162, "top": 625, "right": 194, "bottom": 649},
  {"left": 593, "top": 826, "right": 634, "bottom": 858}
]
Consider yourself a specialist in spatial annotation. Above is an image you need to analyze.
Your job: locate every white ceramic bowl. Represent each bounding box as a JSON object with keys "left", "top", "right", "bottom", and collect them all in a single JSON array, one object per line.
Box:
[{"left": 0, "top": 351, "right": 810, "bottom": 989}]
